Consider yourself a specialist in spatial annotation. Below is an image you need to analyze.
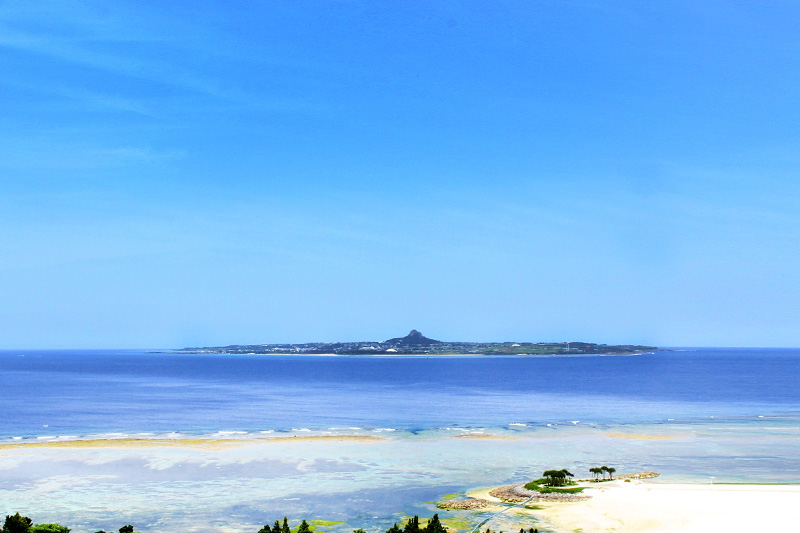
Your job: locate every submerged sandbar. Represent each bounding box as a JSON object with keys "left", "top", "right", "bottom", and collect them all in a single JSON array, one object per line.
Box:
[{"left": 0, "top": 434, "right": 386, "bottom": 450}]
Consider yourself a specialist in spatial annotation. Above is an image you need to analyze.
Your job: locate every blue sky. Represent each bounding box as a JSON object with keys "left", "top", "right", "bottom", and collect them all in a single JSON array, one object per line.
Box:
[{"left": 1, "top": 1, "right": 799, "bottom": 348}]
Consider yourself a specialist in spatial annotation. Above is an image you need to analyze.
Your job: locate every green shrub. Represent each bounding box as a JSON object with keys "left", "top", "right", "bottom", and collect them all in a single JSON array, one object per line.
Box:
[
  {"left": 31, "top": 525, "right": 71, "bottom": 533},
  {"left": 523, "top": 479, "right": 583, "bottom": 494}
]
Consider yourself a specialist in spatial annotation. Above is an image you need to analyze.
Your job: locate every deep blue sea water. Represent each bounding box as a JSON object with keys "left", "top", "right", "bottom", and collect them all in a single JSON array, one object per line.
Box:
[
  {"left": 2, "top": 348, "right": 798, "bottom": 439},
  {"left": 2, "top": 348, "right": 800, "bottom": 532}
]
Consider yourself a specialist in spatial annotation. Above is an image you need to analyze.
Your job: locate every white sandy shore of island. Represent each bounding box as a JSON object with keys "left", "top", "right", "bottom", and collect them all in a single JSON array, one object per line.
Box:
[
  {"left": 532, "top": 481, "right": 800, "bottom": 533},
  {"left": 258, "top": 352, "right": 491, "bottom": 357}
]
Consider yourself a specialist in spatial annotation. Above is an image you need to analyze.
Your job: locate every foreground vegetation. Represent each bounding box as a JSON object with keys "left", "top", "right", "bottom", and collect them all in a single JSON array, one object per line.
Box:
[
  {"left": 369, "top": 514, "right": 447, "bottom": 533},
  {"left": 1, "top": 515, "right": 141, "bottom": 533},
  {"left": 3, "top": 513, "right": 464, "bottom": 533},
  {"left": 3, "top": 513, "right": 72, "bottom": 533}
]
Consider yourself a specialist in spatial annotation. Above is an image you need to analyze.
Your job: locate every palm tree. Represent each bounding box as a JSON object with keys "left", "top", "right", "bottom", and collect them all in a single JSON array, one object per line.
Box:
[
  {"left": 589, "top": 467, "right": 601, "bottom": 480},
  {"left": 600, "top": 466, "right": 609, "bottom": 480},
  {"left": 607, "top": 467, "right": 616, "bottom": 480}
]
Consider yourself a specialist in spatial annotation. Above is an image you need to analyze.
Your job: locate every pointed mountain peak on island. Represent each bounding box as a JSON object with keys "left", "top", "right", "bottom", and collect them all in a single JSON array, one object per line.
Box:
[{"left": 384, "top": 329, "right": 441, "bottom": 346}]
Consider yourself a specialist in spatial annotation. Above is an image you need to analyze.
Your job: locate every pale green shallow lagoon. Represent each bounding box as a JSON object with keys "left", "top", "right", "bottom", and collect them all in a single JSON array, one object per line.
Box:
[{"left": 2, "top": 420, "right": 799, "bottom": 533}]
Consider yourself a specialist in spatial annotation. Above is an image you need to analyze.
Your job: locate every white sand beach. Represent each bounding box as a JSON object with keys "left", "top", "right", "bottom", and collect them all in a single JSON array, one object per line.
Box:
[{"left": 534, "top": 481, "right": 800, "bottom": 533}]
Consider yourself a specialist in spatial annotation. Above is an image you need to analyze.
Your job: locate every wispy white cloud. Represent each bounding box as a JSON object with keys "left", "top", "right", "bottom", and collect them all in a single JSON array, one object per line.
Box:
[
  {"left": 0, "top": 1, "right": 326, "bottom": 115},
  {"left": 0, "top": 0, "right": 170, "bottom": 42},
  {"left": 0, "top": 27, "right": 218, "bottom": 97},
  {"left": 0, "top": 135, "right": 184, "bottom": 172},
  {"left": 2, "top": 79, "right": 160, "bottom": 116}
]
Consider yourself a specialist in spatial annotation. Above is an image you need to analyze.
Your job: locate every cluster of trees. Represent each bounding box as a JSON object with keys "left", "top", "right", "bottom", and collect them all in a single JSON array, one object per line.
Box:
[
  {"left": 258, "top": 514, "right": 449, "bottom": 533},
  {"left": 97, "top": 526, "right": 137, "bottom": 533},
  {"left": 3, "top": 513, "right": 71, "bottom": 533},
  {"left": 2, "top": 514, "right": 138, "bottom": 533},
  {"left": 541, "top": 469, "right": 574, "bottom": 487},
  {"left": 258, "top": 518, "right": 312, "bottom": 533},
  {"left": 367, "top": 513, "right": 447, "bottom": 533},
  {"left": 589, "top": 466, "right": 616, "bottom": 480}
]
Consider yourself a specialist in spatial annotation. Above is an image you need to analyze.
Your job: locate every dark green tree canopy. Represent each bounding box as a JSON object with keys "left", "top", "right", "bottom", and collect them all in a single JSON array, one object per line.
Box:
[
  {"left": 542, "top": 469, "right": 568, "bottom": 486},
  {"left": 424, "top": 514, "right": 447, "bottom": 533},
  {"left": 3, "top": 513, "right": 33, "bottom": 533},
  {"left": 402, "top": 515, "right": 420, "bottom": 533}
]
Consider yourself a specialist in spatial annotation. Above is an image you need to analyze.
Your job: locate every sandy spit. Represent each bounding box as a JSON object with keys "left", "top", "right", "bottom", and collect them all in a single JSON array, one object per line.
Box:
[
  {"left": 454, "top": 434, "right": 518, "bottom": 440},
  {"left": 606, "top": 433, "right": 674, "bottom": 440},
  {"left": 532, "top": 480, "right": 800, "bottom": 533},
  {"left": 0, "top": 435, "right": 386, "bottom": 450}
]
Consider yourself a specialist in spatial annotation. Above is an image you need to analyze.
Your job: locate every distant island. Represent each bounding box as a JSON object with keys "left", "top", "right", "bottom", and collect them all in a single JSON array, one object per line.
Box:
[{"left": 180, "top": 330, "right": 656, "bottom": 356}]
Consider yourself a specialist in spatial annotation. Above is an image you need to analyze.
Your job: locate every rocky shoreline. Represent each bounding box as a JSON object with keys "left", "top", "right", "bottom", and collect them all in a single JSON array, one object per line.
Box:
[
  {"left": 488, "top": 484, "right": 591, "bottom": 503},
  {"left": 437, "top": 498, "right": 494, "bottom": 510},
  {"left": 616, "top": 471, "right": 659, "bottom": 480}
]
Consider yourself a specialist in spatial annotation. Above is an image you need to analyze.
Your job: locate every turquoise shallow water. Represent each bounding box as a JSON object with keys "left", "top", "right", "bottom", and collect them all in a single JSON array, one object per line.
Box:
[
  {"left": 1, "top": 421, "right": 798, "bottom": 533},
  {"left": 0, "top": 349, "right": 798, "bottom": 532}
]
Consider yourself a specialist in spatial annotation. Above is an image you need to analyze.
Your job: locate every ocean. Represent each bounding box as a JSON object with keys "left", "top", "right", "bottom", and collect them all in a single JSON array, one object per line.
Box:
[
  {"left": 1, "top": 348, "right": 798, "bottom": 532},
  {"left": 3, "top": 347, "right": 799, "bottom": 436}
]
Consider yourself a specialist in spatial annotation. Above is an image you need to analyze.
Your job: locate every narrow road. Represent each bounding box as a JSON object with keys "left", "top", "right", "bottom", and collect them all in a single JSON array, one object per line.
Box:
[{"left": 469, "top": 493, "right": 537, "bottom": 533}]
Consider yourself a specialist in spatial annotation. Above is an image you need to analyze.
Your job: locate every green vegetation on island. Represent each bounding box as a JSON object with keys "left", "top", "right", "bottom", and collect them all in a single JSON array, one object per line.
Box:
[
  {"left": 182, "top": 330, "right": 656, "bottom": 356},
  {"left": 523, "top": 469, "right": 585, "bottom": 494}
]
